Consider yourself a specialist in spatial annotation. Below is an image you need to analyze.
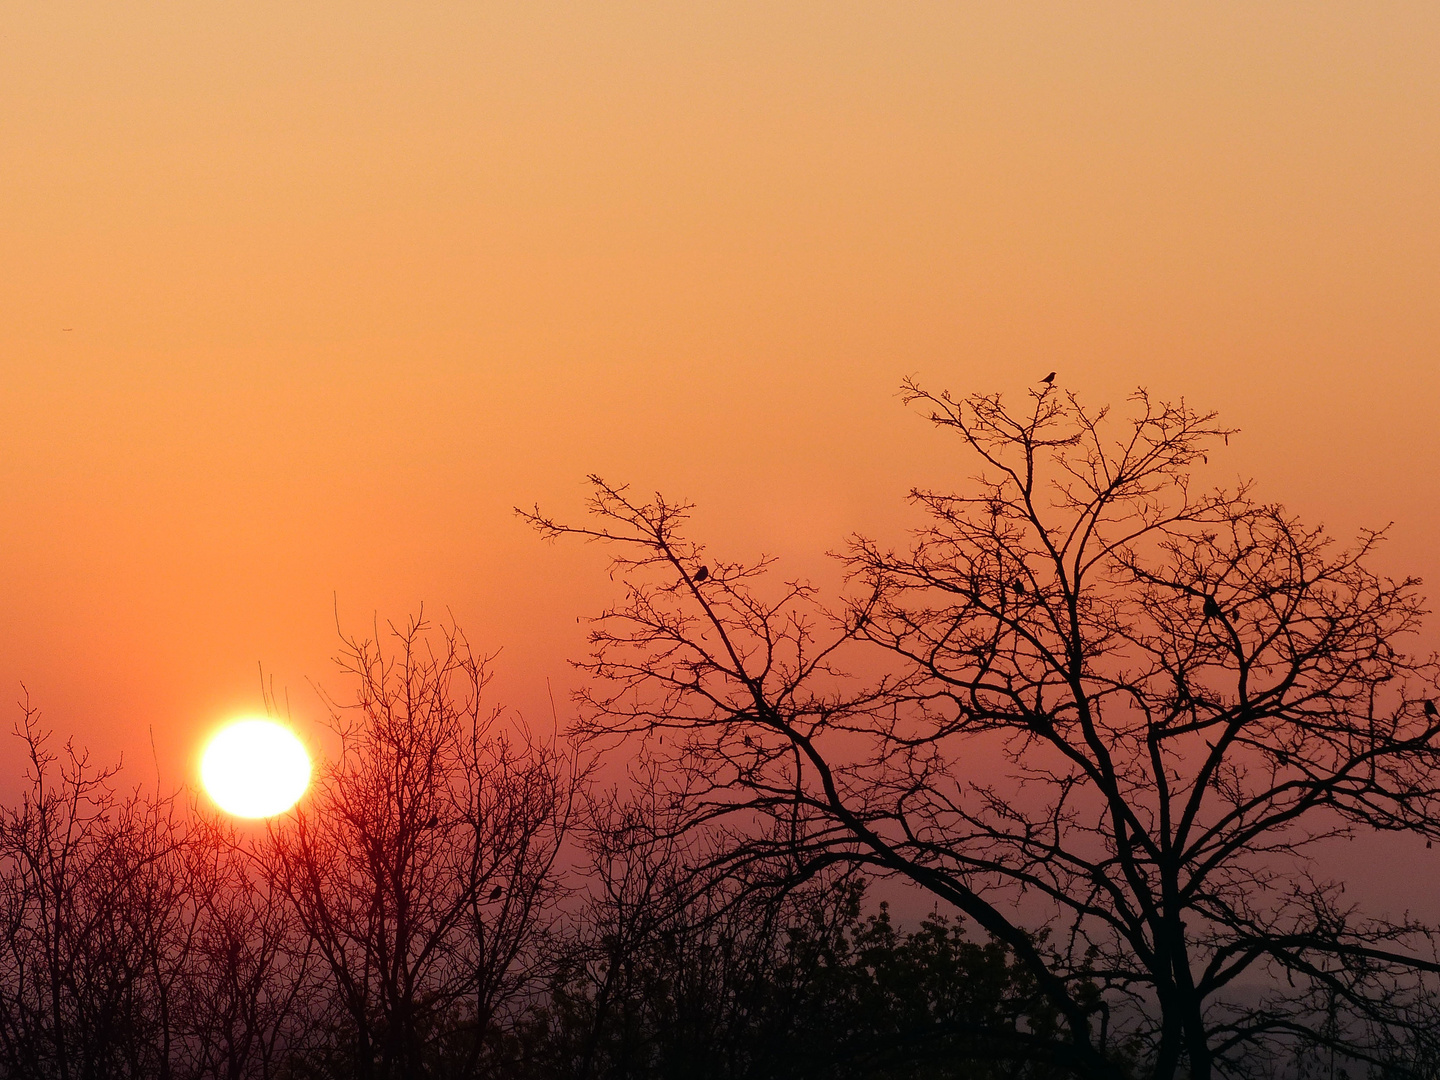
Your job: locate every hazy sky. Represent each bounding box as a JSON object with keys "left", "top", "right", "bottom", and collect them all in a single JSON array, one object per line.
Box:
[{"left": 2, "top": 0, "right": 1438, "bottom": 863}]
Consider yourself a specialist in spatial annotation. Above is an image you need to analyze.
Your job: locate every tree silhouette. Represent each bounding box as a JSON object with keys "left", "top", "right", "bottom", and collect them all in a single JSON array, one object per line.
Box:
[
  {"left": 0, "top": 696, "right": 313, "bottom": 1080},
  {"left": 177, "top": 814, "right": 313, "bottom": 1080},
  {"left": 0, "top": 698, "right": 218, "bottom": 1080},
  {"left": 520, "top": 776, "right": 1088, "bottom": 1080},
  {"left": 523, "top": 381, "right": 1440, "bottom": 1080},
  {"left": 261, "top": 614, "right": 579, "bottom": 1080}
]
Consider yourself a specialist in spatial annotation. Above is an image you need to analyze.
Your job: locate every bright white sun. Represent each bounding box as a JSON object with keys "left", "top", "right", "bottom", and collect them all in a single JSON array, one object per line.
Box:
[{"left": 201, "top": 718, "right": 311, "bottom": 818}]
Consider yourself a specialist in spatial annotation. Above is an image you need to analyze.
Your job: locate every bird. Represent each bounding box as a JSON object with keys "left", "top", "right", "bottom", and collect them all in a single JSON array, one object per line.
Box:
[
  {"left": 488, "top": 885, "right": 503, "bottom": 901},
  {"left": 694, "top": 565, "right": 709, "bottom": 582},
  {"left": 426, "top": 815, "right": 439, "bottom": 829},
  {"left": 1039, "top": 371, "right": 1056, "bottom": 386},
  {"left": 1203, "top": 595, "right": 1223, "bottom": 619},
  {"left": 742, "top": 734, "right": 753, "bottom": 747},
  {"left": 1425, "top": 699, "right": 1437, "bottom": 718},
  {"left": 1012, "top": 578, "right": 1027, "bottom": 595}
]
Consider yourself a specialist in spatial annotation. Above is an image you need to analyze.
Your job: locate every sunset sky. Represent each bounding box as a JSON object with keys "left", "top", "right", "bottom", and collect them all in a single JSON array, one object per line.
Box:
[{"left": 2, "top": 0, "right": 1437, "bottom": 881}]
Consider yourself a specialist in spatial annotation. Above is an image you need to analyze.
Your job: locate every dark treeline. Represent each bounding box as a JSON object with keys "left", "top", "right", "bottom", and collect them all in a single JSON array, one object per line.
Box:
[
  {"left": 5, "top": 382, "right": 1440, "bottom": 1080},
  {"left": 0, "top": 666, "right": 1069, "bottom": 1080}
]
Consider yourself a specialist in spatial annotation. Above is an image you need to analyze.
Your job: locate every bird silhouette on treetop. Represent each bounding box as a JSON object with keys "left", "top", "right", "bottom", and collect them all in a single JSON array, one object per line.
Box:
[
  {"left": 1039, "top": 371, "right": 1056, "bottom": 386},
  {"left": 694, "top": 565, "right": 709, "bottom": 582}
]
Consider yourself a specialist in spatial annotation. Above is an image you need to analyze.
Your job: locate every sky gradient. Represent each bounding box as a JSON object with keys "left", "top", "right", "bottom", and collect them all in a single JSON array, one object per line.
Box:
[{"left": 2, "top": 1, "right": 1438, "bottom": 903}]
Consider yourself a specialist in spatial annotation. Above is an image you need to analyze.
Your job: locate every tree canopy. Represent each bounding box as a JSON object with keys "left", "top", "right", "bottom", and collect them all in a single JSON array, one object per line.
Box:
[{"left": 525, "top": 381, "right": 1440, "bottom": 1080}]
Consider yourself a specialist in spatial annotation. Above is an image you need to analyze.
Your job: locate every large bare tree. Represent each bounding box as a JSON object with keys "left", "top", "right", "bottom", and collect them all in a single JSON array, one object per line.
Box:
[{"left": 524, "top": 381, "right": 1440, "bottom": 1080}]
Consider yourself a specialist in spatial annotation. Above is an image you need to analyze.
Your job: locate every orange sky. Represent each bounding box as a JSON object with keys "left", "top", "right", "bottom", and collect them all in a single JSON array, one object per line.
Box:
[{"left": 2, "top": 0, "right": 1438, "bottom": 860}]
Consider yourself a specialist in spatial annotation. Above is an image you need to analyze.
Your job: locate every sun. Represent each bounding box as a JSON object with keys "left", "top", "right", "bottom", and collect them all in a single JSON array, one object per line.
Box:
[{"left": 201, "top": 718, "right": 311, "bottom": 818}]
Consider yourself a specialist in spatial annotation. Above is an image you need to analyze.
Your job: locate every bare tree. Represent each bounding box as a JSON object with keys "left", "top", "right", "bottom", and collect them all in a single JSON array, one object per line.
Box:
[
  {"left": 542, "top": 774, "right": 813, "bottom": 1080},
  {"left": 175, "top": 813, "right": 313, "bottom": 1080},
  {"left": 262, "top": 614, "right": 579, "bottom": 1080},
  {"left": 0, "top": 694, "right": 193, "bottom": 1080},
  {"left": 523, "top": 382, "right": 1440, "bottom": 1080}
]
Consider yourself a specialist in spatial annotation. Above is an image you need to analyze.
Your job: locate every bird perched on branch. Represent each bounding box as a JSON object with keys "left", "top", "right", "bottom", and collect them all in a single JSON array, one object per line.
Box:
[
  {"left": 694, "top": 565, "right": 709, "bottom": 582},
  {"left": 1039, "top": 371, "right": 1056, "bottom": 386},
  {"left": 488, "top": 885, "right": 503, "bottom": 901},
  {"left": 1425, "top": 699, "right": 1437, "bottom": 718},
  {"left": 1203, "top": 595, "right": 1223, "bottom": 619},
  {"left": 1012, "top": 578, "right": 1027, "bottom": 595}
]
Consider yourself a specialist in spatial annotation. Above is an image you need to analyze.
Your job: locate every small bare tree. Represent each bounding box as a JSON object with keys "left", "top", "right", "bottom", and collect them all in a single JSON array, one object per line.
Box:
[
  {"left": 0, "top": 694, "right": 193, "bottom": 1080},
  {"left": 176, "top": 813, "right": 313, "bottom": 1080},
  {"left": 262, "top": 614, "right": 579, "bottom": 1080},
  {"left": 524, "top": 382, "right": 1440, "bottom": 1080}
]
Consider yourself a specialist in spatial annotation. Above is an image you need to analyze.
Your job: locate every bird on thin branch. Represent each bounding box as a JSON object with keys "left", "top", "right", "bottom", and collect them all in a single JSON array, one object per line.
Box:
[
  {"left": 488, "top": 885, "right": 503, "bottom": 901},
  {"left": 1039, "top": 371, "right": 1056, "bottom": 386},
  {"left": 694, "top": 565, "right": 709, "bottom": 582},
  {"left": 1203, "top": 595, "right": 1223, "bottom": 619},
  {"left": 1425, "top": 699, "right": 1437, "bottom": 719}
]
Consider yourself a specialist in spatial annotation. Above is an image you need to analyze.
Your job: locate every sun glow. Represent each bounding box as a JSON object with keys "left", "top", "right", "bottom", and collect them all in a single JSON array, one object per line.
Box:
[{"left": 201, "top": 719, "right": 311, "bottom": 818}]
